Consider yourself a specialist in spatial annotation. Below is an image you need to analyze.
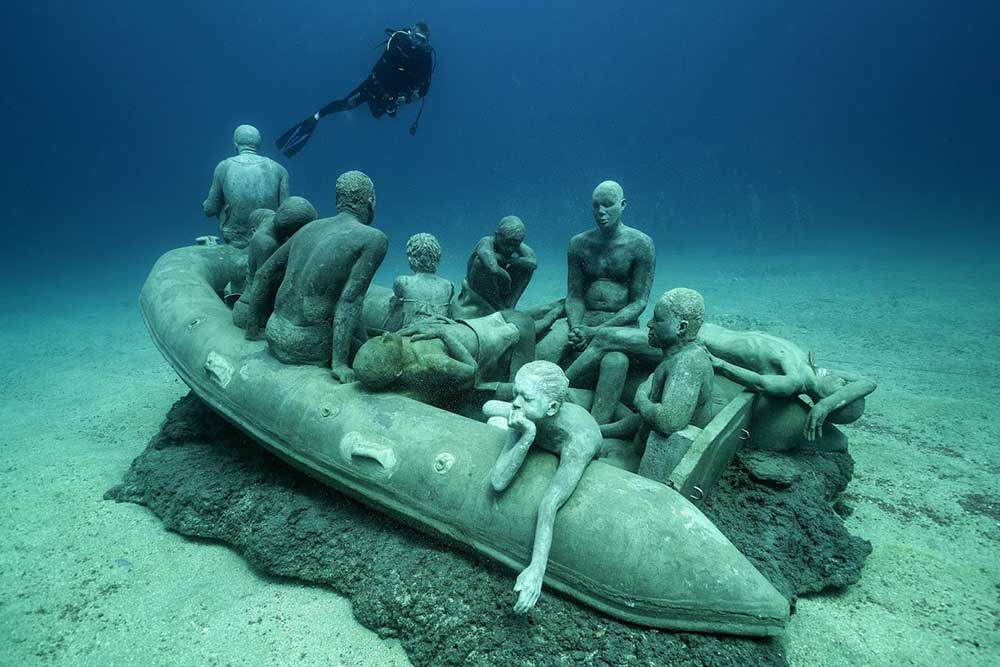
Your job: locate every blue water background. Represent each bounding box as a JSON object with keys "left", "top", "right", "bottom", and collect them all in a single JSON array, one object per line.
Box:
[{"left": 2, "top": 0, "right": 997, "bottom": 300}]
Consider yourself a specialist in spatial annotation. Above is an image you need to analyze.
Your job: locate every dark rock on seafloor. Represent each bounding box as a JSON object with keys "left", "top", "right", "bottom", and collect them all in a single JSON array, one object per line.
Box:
[{"left": 107, "top": 393, "right": 871, "bottom": 667}]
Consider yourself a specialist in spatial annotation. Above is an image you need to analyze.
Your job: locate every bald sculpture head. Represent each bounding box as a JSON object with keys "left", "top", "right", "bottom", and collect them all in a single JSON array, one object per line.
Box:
[
  {"left": 592, "top": 180, "right": 626, "bottom": 232},
  {"left": 233, "top": 125, "right": 261, "bottom": 154}
]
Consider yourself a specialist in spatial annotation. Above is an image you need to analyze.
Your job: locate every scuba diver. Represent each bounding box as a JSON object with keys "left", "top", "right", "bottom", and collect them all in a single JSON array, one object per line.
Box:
[{"left": 276, "top": 22, "right": 435, "bottom": 158}]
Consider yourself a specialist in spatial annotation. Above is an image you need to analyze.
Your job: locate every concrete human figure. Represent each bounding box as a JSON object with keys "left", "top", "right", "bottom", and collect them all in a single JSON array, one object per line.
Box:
[
  {"left": 562, "top": 315, "right": 874, "bottom": 450},
  {"left": 701, "top": 323, "right": 876, "bottom": 442},
  {"left": 203, "top": 125, "right": 290, "bottom": 248},
  {"left": 452, "top": 216, "right": 537, "bottom": 319},
  {"left": 245, "top": 171, "right": 386, "bottom": 383},
  {"left": 233, "top": 197, "right": 317, "bottom": 329},
  {"left": 536, "top": 181, "right": 655, "bottom": 425},
  {"left": 353, "top": 312, "right": 535, "bottom": 403},
  {"left": 630, "top": 289, "right": 714, "bottom": 482},
  {"left": 223, "top": 207, "right": 276, "bottom": 305},
  {"left": 483, "top": 361, "right": 603, "bottom": 614},
  {"left": 384, "top": 233, "right": 455, "bottom": 331}
]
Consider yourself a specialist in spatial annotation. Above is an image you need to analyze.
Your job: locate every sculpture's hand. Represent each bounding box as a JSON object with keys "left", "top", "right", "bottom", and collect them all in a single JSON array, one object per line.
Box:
[
  {"left": 397, "top": 322, "right": 422, "bottom": 337},
  {"left": 331, "top": 364, "right": 356, "bottom": 384},
  {"left": 399, "top": 322, "right": 437, "bottom": 337},
  {"left": 399, "top": 317, "right": 455, "bottom": 338},
  {"left": 568, "top": 326, "right": 594, "bottom": 351},
  {"left": 577, "top": 326, "right": 596, "bottom": 345},
  {"left": 708, "top": 353, "right": 725, "bottom": 370},
  {"left": 804, "top": 405, "right": 828, "bottom": 442},
  {"left": 507, "top": 409, "right": 537, "bottom": 445},
  {"left": 633, "top": 375, "right": 654, "bottom": 413},
  {"left": 513, "top": 565, "right": 544, "bottom": 614},
  {"left": 567, "top": 327, "right": 582, "bottom": 349},
  {"left": 507, "top": 406, "right": 534, "bottom": 433}
]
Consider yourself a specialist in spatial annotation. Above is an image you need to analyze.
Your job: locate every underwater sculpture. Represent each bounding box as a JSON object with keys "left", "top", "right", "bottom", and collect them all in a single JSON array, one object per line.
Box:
[
  {"left": 244, "top": 171, "right": 386, "bottom": 383},
  {"left": 384, "top": 233, "right": 455, "bottom": 331},
  {"left": 232, "top": 197, "right": 317, "bottom": 329},
  {"left": 701, "top": 324, "right": 876, "bottom": 446},
  {"left": 536, "top": 181, "right": 656, "bottom": 426},
  {"left": 452, "top": 216, "right": 537, "bottom": 319},
  {"left": 566, "top": 316, "right": 874, "bottom": 452},
  {"left": 202, "top": 124, "right": 290, "bottom": 248},
  {"left": 484, "top": 361, "right": 603, "bottom": 614},
  {"left": 634, "top": 289, "right": 715, "bottom": 481},
  {"left": 353, "top": 312, "right": 535, "bottom": 402},
  {"left": 138, "top": 242, "right": 789, "bottom": 635}
]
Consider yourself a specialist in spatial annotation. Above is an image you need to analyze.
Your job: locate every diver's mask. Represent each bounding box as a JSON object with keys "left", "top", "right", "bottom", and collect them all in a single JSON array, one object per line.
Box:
[{"left": 411, "top": 30, "right": 429, "bottom": 47}]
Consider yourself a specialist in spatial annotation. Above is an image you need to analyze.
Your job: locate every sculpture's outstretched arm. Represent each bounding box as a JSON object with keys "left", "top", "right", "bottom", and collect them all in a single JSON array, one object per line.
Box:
[
  {"left": 600, "top": 410, "right": 641, "bottom": 439},
  {"left": 514, "top": 446, "right": 593, "bottom": 614},
  {"left": 331, "top": 236, "right": 388, "bottom": 382},
  {"left": 711, "top": 356, "right": 803, "bottom": 397},
  {"left": 805, "top": 377, "right": 877, "bottom": 441}
]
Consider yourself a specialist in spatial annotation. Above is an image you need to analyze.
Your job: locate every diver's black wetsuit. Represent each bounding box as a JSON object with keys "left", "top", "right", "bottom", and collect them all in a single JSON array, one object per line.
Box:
[
  {"left": 275, "top": 28, "right": 435, "bottom": 157},
  {"left": 320, "top": 29, "right": 434, "bottom": 119}
]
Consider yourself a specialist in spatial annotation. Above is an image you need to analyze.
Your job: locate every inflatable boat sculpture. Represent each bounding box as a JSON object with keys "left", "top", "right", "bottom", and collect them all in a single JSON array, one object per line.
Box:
[{"left": 140, "top": 244, "right": 790, "bottom": 637}]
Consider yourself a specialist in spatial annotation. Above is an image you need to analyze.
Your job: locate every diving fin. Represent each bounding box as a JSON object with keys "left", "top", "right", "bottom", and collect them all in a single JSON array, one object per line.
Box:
[{"left": 275, "top": 114, "right": 319, "bottom": 158}]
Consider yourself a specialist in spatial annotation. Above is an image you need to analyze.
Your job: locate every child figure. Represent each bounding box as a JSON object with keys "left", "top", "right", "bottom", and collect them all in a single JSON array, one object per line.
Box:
[
  {"left": 634, "top": 288, "right": 715, "bottom": 481},
  {"left": 483, "top": 361, "right": 602, "bottom": 614},
  {"left": 387, "top": 233, "right": 454, "bottom": 331}
]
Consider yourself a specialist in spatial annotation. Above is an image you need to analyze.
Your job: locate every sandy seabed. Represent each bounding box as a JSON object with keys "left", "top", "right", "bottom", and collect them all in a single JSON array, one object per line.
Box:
[{"left": 1, "top": 248, "right": 997, "bottom": 666}]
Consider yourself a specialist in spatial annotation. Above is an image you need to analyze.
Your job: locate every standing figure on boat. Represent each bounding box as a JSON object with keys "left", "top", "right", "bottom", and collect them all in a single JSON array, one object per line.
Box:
[
  {"left": 536, "top": 180, "right": 655, "bottom": 426},
  {"left": 384, "top": 233, "right": 454, "bottom": 331},
  {"left": 483, "top": 361, "right": 603, "bottom": 614},
  {"left": 244, "top": 170, "right": 387, "bottom": 383},
  {"left": 202, "top": 124, "right": 290, "bottom": 248},
  {"left": 452, "top": 216, "right": 537, "bottom": 319},
  {"left": 232, "top": 197, "right": 317, "bottom": 329}
]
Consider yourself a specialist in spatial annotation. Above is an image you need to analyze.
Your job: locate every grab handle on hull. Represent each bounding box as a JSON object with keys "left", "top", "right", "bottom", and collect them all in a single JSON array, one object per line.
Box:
[{"left": 339, "top": 431, "right": 398, "bottom": 478}]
